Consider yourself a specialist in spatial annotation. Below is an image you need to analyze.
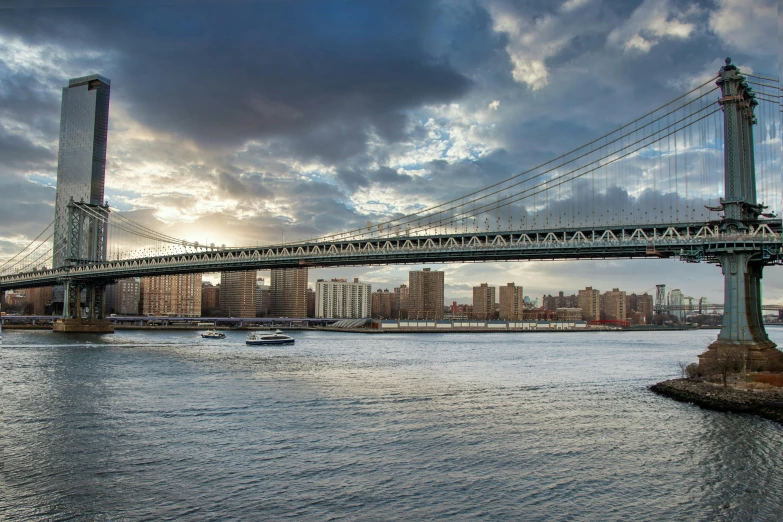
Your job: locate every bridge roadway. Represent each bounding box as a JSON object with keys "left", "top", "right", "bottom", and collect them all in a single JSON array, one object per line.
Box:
[{"left": 1, "top": 220, "right": 781, "bottom": 290}]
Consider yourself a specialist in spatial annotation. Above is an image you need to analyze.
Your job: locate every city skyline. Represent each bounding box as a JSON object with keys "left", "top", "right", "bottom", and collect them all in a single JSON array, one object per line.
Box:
[
  {"left": 0, "top": 1, "right": 780, "bottom": 305},
  {"left": 242, "top": 268, "right": 726, "bottom": 306},
  {"left": 0, "top": 267, "right": 761, "bottom": 319}
]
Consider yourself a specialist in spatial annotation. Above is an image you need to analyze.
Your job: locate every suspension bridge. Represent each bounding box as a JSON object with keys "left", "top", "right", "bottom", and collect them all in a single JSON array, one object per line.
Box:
[{"left": 0, "top": 59, "right": 782, "bottom": 369}]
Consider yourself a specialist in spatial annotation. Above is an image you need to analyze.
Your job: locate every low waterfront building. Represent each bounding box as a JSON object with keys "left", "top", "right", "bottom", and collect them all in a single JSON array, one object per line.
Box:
[
  {"left": 556, "top": 307, "right": 582, "bottom": 321},
  {"left": 3, "top": 291, "right": 27, "bottom": 312},
  {"left": 380, "top": 319, "right": 588, "bottom": 330}
]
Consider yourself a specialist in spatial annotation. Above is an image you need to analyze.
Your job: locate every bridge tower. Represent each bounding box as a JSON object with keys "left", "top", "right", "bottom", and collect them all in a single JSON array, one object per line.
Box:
[
  {"left": 52, "top": 199, "right": 114, "bottom": 333},
  {"left": 698, "top": 58, "right": 783, "bottom": 371},
  {"left": 654, "top": 284, "right": 666, "bottom": 315}
]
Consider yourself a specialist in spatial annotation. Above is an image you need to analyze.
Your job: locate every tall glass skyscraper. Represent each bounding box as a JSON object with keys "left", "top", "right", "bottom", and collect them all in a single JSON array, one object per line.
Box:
[{"left": 53, "top": 74, "right": 111, "bottom": 268}]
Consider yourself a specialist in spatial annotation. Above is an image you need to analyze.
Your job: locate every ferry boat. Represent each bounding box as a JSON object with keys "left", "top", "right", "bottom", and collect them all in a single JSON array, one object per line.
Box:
[
  {"left": 201, "top": 330, "right": 226, "bottom": 339},
  {"left": 246, "top": 329, "right": 295, "bottom": 346}
]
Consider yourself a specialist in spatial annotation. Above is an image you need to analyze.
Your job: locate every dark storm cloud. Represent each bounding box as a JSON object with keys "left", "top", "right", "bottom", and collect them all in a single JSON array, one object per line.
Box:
[
  {"left": 335, "top": 165, "right": 415, "bottom": 193},
  {"left": 0, "top": 125, "right": 55, "bottom": 168},
  {"left": 0, "top": 171, "right": 55, "bottom": 235},
  {"left": 335, "top": 168, "right": 369, "bottom": 193},
  {"left": 0, "top": 68, "right": 60, "bottom": 134},
  {"left": 216, "top": 172, "right": 272, "bottom": 200},
  {"left": 370, "top": 167, "right": 414, "bottom": 185},
  {"left": 0, "top": 0, "right": 472, "bottom": 161},
  {"left": 378, "top": 154, "right": 516, "bottom": 207}
]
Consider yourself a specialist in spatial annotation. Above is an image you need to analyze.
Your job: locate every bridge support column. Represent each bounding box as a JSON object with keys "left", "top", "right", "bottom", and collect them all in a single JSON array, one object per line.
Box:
[
  {"left": 697, "top": 58, "right": 783, "bottom": 372},
  {"left": 699, "top": 253, "right": 783, "bottom": 371},
  {"left": 53, "top": 280, "right": 113, "bottom": 333}
]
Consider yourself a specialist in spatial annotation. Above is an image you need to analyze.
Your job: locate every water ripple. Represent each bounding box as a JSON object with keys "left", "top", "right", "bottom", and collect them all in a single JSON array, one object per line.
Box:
[{"left": 2, "top": 328, "right": 782, "bottom": 520}]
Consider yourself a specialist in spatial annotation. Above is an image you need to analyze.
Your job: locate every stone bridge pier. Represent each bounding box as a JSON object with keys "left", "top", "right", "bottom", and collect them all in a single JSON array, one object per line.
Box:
[{"left": 52, "top": 278, "right": 114, "bottom": 334}]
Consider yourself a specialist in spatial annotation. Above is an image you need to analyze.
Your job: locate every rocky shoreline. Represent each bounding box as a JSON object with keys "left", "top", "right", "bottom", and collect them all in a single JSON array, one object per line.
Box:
[{"left": 650, "top": 378, "right": 783, "bottom": 425}]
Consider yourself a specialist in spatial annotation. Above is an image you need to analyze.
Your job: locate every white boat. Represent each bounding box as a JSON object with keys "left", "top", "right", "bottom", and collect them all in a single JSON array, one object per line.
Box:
[
  {"left": 201, "top": 330, "right": 226, "bottom": 339},
  {"left": 246, "top": 329, "right": 295, "bottom": 345}
]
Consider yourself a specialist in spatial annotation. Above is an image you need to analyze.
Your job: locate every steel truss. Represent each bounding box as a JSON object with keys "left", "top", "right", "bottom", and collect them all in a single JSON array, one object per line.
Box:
[{"left": 1, "top": 220, "right": 780, "bottom": 290}]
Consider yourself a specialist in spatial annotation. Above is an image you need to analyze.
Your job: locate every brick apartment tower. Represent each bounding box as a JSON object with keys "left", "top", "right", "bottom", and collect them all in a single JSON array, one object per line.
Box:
[
  {"left": 201, "top": 282, "right": 220, "bottom": 312},
  {"left": 371, "top": 289, "right": 395, "bottom": 319},
  {"left": 270, "top": 268, "right": 308, "bottom": 317},
  {"left": 472, "top": 283, "right": 495, "bottom": 319},
  {"left": 577, "top": 287, "right": 600, "bottom": 322},
  {"left": 140, "top": 273, "right": 202, "bottom": 317},
  {"left": 220, "top": 270, "right": 257, "bottom": 318},
  {"left": 105, "top": 278, "right": 140, "bottom": 315},
  {"left": 602, "top": 288, "right": 627, "bottom": 322},
  {"left": 499, "top": 283, "right": 524, "bottom": 320},
  {"left": 408, "top": 268, "right": 444, "bottom": 320},
  {"left": 394, "top": 284, "right": 409, "bottom": 318}
]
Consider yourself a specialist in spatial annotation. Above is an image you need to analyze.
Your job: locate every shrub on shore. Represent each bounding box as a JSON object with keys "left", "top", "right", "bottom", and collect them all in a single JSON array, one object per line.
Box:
[{"left": 678, "top": 361, "right": 703, "bottom": 380}]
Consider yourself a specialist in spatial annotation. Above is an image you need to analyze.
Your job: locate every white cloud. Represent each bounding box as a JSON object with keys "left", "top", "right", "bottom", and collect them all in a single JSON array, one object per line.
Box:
[
  {"left": 488, "top": 100, "right": 500, "bottom": 111},
  {"left": 623, "top": 34, "right": 653, "bottom": 53},
  {"left": 377, "top": 102, "right": 501, "bottom": 170},
  {"left": 709, "top": 0, "right": 777, "bottom": 56},
  {"left": 607, "top": 0, "right": 695, "bottom": 53},
  {"left": 559, "top": 0, "right": 589, "bottom": 14},
  {"left": 487, "top": 2, "right": 574, "bottom": 90},
  {"left": 0, "top": 35, "right": 100, "bottom": 81}
]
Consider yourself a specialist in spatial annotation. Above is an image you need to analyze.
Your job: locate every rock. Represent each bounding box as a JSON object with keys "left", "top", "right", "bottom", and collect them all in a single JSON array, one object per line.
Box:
[{"left": 649, "top": 378, "right": 783, "bottom": 425}]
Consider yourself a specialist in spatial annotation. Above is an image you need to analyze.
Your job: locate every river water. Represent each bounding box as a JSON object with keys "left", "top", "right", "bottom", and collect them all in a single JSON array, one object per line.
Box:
[{"left": 1, "top": 327, "right": 781, "bottom": 521}]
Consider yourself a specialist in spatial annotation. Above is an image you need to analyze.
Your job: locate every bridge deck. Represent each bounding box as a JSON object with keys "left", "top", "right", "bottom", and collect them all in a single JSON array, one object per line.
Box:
[{"left": 1, "top": 221, "right": 780, "bottom": 290}]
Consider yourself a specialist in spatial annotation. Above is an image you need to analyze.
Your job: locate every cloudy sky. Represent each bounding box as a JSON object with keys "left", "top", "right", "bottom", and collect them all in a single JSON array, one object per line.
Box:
[{"left": 0, "top": 0, "right": 780, "bottom": 304}]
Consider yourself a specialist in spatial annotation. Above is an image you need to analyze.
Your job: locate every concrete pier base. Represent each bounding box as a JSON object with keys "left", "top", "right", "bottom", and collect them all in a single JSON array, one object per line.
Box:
[
  {"left": 699, "top": 340, "right": 783, "bottom": 373},
  {"left": 52, "top": 318, "right": 114, "bottom": 333}
]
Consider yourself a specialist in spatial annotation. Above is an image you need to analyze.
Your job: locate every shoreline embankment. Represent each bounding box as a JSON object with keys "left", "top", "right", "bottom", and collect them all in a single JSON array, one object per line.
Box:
[
  {"left": 1, "top": 324, "right": 711, "bottom": 333},
  {"left": 650, "top": 378, "right": 783, "bottom": 425}
]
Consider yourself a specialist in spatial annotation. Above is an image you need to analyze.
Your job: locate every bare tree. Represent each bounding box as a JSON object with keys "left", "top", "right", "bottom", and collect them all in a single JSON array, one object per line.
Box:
[
  {"left": 678, "top": 361, "right": 702, "bottom": 380},
  {"left": 708, "top": 345, "right": 747, "bottom": 388}
]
